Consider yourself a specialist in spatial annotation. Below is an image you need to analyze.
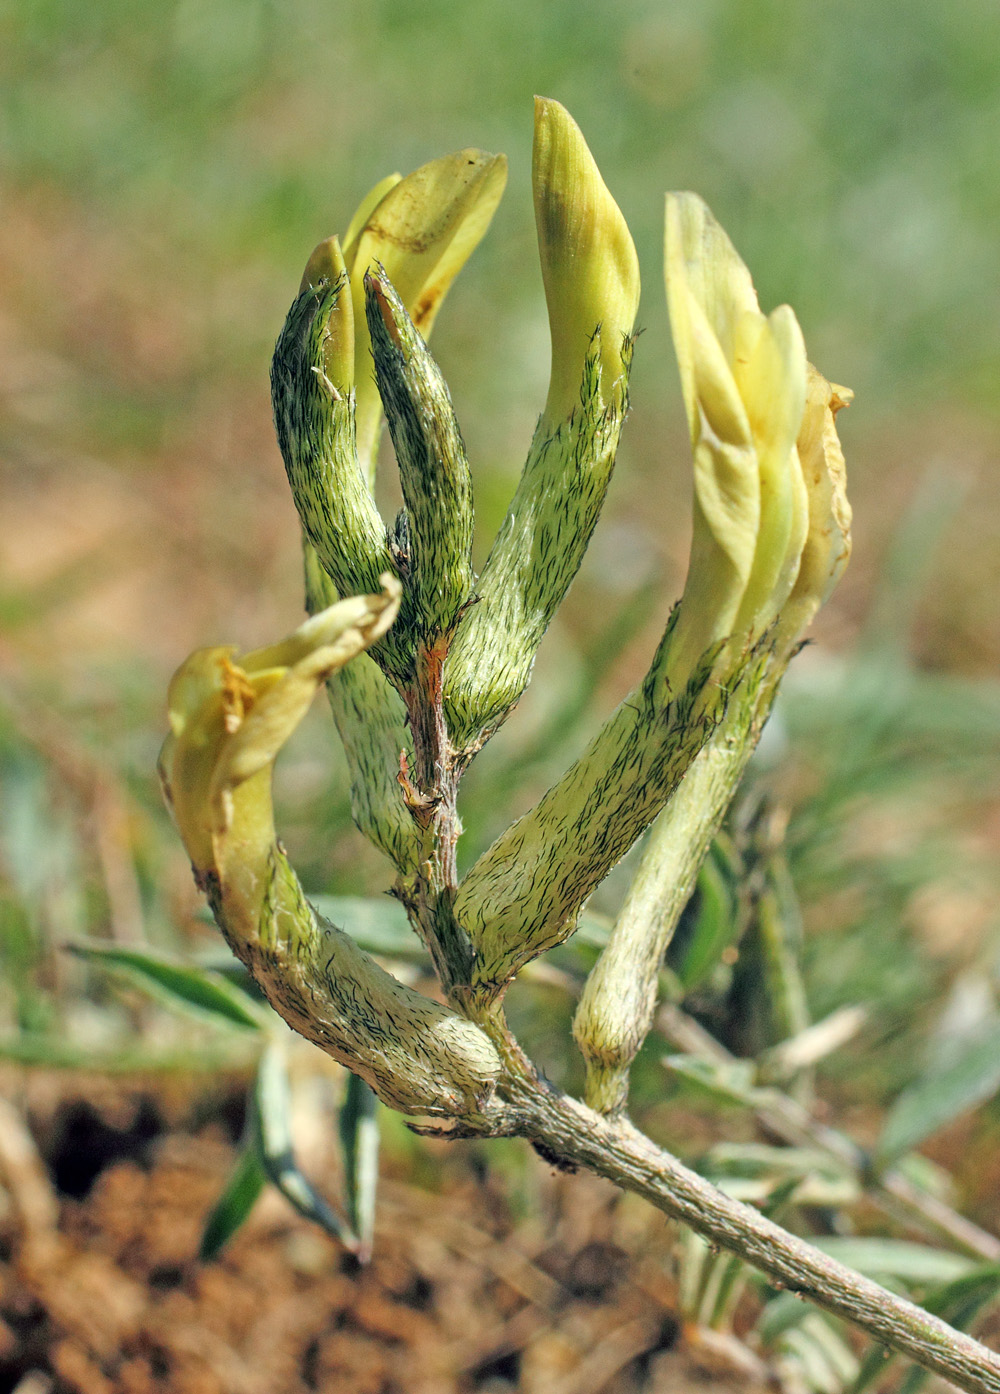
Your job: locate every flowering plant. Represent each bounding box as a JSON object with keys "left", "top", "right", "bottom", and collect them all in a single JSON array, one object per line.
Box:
[{"left": 157, "top": 99, "right": 1000, "bottom": 1391}]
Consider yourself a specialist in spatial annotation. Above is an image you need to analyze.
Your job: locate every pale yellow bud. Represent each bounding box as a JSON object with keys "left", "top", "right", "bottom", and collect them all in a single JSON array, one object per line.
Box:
[
  {"left": 341, "top": 150, "right": 507, "bottom": 480},
  {"left": 533, "top": 96, "right": 640, "bottom": 423},
  {"left": 159, "top": 581, "right": 401, "bottom": 877},
  {"left": 665, "top": 192, "right": 808, "bottom": 684}
]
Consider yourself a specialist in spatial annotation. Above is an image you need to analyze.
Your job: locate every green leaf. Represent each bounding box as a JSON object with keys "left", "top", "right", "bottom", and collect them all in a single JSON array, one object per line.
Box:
[
  {"left": 780, "top": 1313, "right": 859, "bottom": 1394},
  {"left": 0, "top": 1033, "right": 258, "bottom": 1071},
  {"left": 200, "top": 1143, "right": 267, "bottom": 1260},
  {"left": 704, "top": 1142, "right": 850, "bottom": 1184},
  {"left": 254, "top": 1043, "right": 355, "bottom": 1249},
  {"left": 849, "top": 1338, "right": 897, "bottom": 1394},
  {"left": 877, "top": 1021, "right": 1000, "bottom": 1167},
  {"left": 574, "top": 910, "right": 612, "bottom": 948},
  {"left": 662, "top": 1054, "right": 766, "bottom": 1110},
  {"left": 339, "top": 1072, "right": 380, "bottom": 1263},
  {"left": 67, "top": 939, "right": 267, "bottom": 1031},
  {"left": 924, "top": 1262, "right": 1000, "bottom": 1325},
  {"left": 757, "top": 1290, "right": 815, "bottom": 1346},
  {"left": 814, "top": 1238, "right": 974, "bottom": 1287},
  {"left": 671, "top": 851, "right": 736, "bottom": 990}
]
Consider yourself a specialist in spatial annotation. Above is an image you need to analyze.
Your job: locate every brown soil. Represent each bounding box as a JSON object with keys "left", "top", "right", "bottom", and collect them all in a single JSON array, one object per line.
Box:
[{"left": 0, "top": 1075, "right": 770, "bottom": 1394}]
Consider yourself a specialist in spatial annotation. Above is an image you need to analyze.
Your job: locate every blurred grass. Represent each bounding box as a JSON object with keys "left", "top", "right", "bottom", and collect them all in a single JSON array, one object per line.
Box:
[{"left": 2, "top": 0, "right": 1000, "bottom": 1228}]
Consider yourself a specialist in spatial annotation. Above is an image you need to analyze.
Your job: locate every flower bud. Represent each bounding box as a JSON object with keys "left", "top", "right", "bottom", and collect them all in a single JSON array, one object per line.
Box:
[
  {"left": 443, "top": 99, "right": 640, "bottom": 750},
  {"left": 533, "top": 97, "right": 640, "bottom": 423},
  {"left": 159, "top": 581, "right": 401, "bottom": 880},
  {"left": 664, "top": 192, "right": 808, "bottom": 685},
  {"left": 298, "top": 235, "right": 355, "bottom": 389},
  {"left": 271, "top": 252, "right": 401, "bottom": 674},
  {"left": 364, "top": 267, "right": 475, "bottom": 637},
  {"left": 342, "top": 149, "right": 507, "bottom": 482}
]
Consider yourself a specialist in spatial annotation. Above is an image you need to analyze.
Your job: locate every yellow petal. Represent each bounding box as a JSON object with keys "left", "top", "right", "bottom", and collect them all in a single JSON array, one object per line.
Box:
[
  {"left": 341, "top": 173, "right": 402, "bottom": 255},
  {"left": 242, "top": 582, "right": 400, "bottom": 675},
  {"left": 219, "top": 582, "right": 401, "bottom": 791},
  {"left": 533, "top": 97, "right": 640, "bottom": 422},
  {"left": 343, "top": 150, "right": 507, "bottom": 478},
  {"left": 665, "top": 194, "right": 758, "bottom": 677},
  {"left": 665, "top": 192, "right": 813, "bottom": 671},
  {"left": 732, "top": 303, "right": 809, "bottom": 634},
  {"left": 160, "top": 646, "right": 234, "bottom": 869},
  {"left": 159, "top": 583, "right": 401, "bottom": 872},
  {"left": 777, "top": 366, "right": 853, "bottom": 643},
  {"left": 666, "top": 191, "right": 759, "bottom": 432}
]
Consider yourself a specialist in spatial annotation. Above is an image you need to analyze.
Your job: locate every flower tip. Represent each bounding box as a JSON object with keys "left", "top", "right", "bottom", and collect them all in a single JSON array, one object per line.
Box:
[
  {"left": 533, "top": 94, "right": 577, "bottom": 138},
  {"left": 532, "top": 99, "right": 639, "bottom": 421},
  {"left": 299, "top": 235, "right": 347, "bottom": 295},
  {"left": 292, "top": 235, "right": 354, "bottom": 396}
]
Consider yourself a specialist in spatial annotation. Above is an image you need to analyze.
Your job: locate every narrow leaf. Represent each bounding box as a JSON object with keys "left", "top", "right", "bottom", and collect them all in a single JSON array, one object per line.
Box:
[
  {"left": 671, "top": 850, "right": 736, "bottom": 989},
  {"left": 200, "top": 1143, "right": 267, "bottom": 1260},
  {"left": 308, "top": 894, "right": 424, "bottom": 960},
  {"left": 338, "top": 1072, "right": 380, "bottom": 1262},
  {"left": 877, "top": 1022, "right": 1000, "bottom": 1166},
  {"left": 814, "top": 1238, "right": 973, "bottom": 1287},
  {"left": 782, "top": 1314, "right": 859, "bottom": 1394},
  {"left": 254, "top": 1043, "right": 356, "bottom": 1249},
  {"left": 663, "top": 1054, "right": 765, "bottom": 1109},
  {"left": 0, "top": 1033, "right": 258, "bottom": 1072},
  {"left": 67, "top": 939, "right": 266, "bottom": 1031}
]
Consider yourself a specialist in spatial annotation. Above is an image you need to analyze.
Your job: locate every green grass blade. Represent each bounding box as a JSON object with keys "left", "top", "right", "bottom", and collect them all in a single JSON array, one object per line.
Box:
[
  {"left": 877, "top": 1022, "right": 1000, "bottom": 1168},
  {"left": 200, "top": 1142, "right": 267, "bottom": 1261},
  {"left": 338, "top": 1071, "right": 380, "bottom": 1263},
  {"left": 67, "top": 939, "right": 267, "bottom": 1031},
  {"left": 254, "top": 1043, "right": 356, "bottom": 1250}
]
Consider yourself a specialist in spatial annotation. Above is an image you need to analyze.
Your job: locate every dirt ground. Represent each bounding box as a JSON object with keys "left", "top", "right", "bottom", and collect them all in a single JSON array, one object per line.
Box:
[{"left": 0, "top": 1071, "right": 775, "bottom": 1394}]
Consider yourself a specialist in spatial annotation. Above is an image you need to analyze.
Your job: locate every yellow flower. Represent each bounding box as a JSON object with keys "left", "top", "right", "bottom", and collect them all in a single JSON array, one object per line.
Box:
[
  {"left": 778, "top": 365, "right": 853, "bottom": 646},
  {"left": 533, "top": 96, "right": 640, "bottom": 423},
  {"left": 300, "top": 151, "right": 507, "bottom": 482},
  {"left": 159, "top": 582, "right": 400, "bottom": 877},
  {"left": 664, "top": 192, "right": 810, "bottom": 683}
]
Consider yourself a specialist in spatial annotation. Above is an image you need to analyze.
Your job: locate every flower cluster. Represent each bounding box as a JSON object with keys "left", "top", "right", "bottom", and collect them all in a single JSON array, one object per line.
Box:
[{"left": 160, "top": 97, "right": 851, "bottom": 1117}]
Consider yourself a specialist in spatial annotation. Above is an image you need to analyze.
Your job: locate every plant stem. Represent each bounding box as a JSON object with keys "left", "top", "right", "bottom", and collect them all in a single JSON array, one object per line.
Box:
[
  {"left": 398, "top": 546, "right": 1000, "bottom": 1394},
  {"left": 396, "top": 636, "right": 474, "bottom": 994},
  {"left": 505, "top": 1072, "right": 1000, "bottom": 1394}
]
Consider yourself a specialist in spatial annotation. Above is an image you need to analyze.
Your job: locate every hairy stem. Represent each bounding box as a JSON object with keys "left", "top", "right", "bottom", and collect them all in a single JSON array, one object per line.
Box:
[
  {"left": 504, "top": 1071, "right": 1000, "bottom": 1394},
  {"left": 395, "top": 635, "right": 475, "bottom": 995},
  {"left": 658, "top": 1002, "right": 1000, "bottom": 1263}
]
